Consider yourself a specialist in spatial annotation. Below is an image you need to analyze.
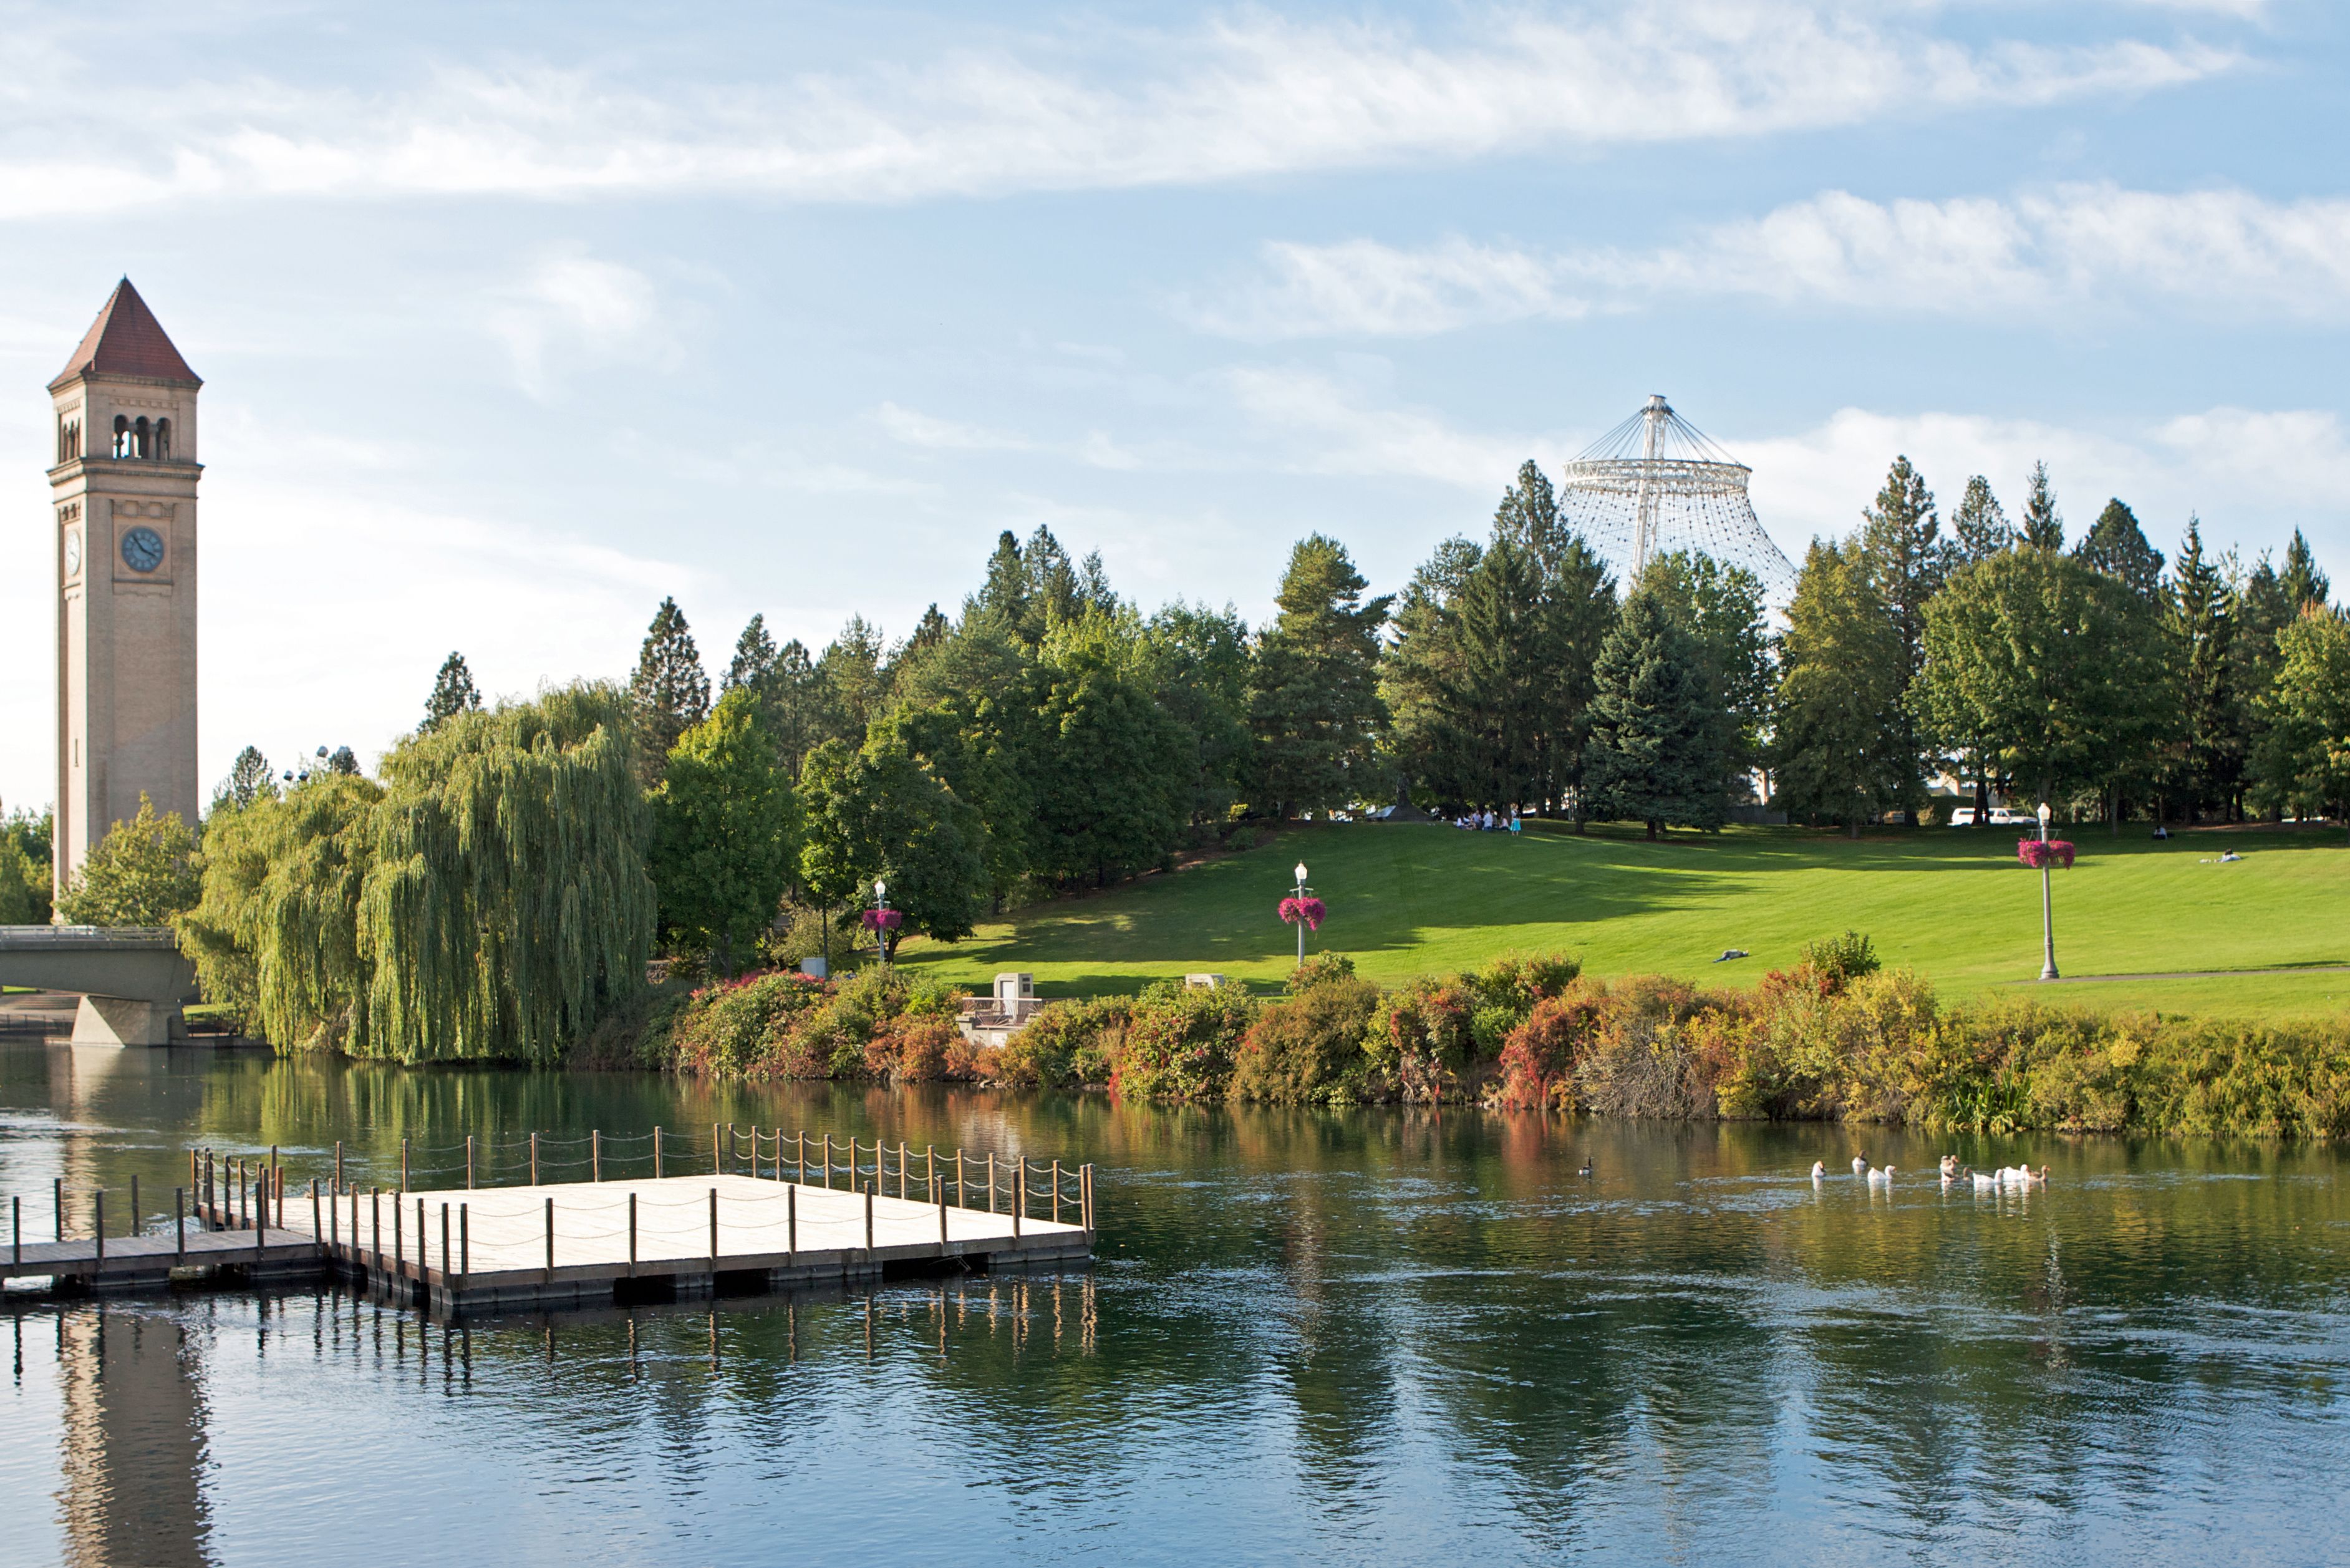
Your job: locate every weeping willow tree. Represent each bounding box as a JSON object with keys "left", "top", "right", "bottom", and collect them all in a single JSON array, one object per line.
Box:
[
  {"left": 181, "top": 774, "right": 379, "bottom": 1050},
  {"left": 180, "top": 684, "right": 653, "bottom": 1062}
]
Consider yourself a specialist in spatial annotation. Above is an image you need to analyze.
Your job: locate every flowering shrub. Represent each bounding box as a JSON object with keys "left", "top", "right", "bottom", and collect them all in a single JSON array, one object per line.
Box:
[
  {"left": 859, "top": 908, "right": 904, "bottom": 930},
  {"left": 1278, "top": 896, "right": 1327, "bottom": 930},
  {"left": 1368, "top": 978, "right": 1477, "bottom": 1101},
  {"left": 2017, "top": 839, "right": 2076, "bottom": 869}
]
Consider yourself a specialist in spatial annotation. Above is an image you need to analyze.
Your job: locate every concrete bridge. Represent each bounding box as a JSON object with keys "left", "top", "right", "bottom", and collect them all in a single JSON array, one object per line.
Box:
[{"left": 0, "top": 927, "right": 198, "bottom": 1045}]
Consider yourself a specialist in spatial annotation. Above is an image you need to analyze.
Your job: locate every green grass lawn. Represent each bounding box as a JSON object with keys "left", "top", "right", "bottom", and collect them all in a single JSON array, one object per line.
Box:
[{"left": 894, "top": 820, "right": 2350, "bottom": 1020}]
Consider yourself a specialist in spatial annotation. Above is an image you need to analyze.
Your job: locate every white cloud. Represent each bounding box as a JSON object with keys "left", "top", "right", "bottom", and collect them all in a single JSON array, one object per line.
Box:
[
  {"left": 876, "top": 401, "right": 1151, "bottom": 471},
  {"left": 1222, "top": 365, "right": 1555, "bottom": 486},
  {"left": 1201, "top": 183, "right": 2350, "bottom": 337},
  {"left": 0, "top": 8, "right": 2237, "bottom": 218},
  {"left": 490, "top": 252, "right": 679, "bottom": 398}
]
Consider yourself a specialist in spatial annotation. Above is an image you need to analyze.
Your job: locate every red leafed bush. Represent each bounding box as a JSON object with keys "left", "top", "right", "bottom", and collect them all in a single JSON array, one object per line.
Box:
[
  {"left": 1491, "top": 984, "right": 1610, "bottom": 1111},
  {"left": 2016, "top": 839, "right": 2076, "bottom": 869}
]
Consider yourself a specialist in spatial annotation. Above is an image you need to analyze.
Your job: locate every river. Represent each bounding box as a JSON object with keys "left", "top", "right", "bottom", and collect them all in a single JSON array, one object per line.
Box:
[{"left": 3, "top": 1038, "right": 2346, "bottom": 1565}]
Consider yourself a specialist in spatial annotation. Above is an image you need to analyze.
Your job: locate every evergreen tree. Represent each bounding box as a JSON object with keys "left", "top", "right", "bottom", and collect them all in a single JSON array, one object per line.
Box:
[
  {"left": 2233, "top": 553, "right": 2296, "bottom": 818},
  {"left": 816, "top": 616, "right": 887, "bottom": 744},
  {"left": 2076, "top": 499, "right": 2166, "bottom": 600},
  {"left": 629, "top": 597, "right": 710, "bottom": 785},
  {"left": 1583, "top": 571, "right": 1724, "bottom": 838},
  {"left": 1381, "top": 536, "right": 1488, "bottom": 808},
  {"left": 1249, "top": 535, "right": 1392, "bottom": 816},
  {"left": 210, "top": 746, "right": 278, "bottom": 816},
  {"left": 2281, "top": 528, "right": 2331, "bottom": 612},
  {"left": 2165, "top": 518, "right": 2241, "bottom": 820},
  {"left": 325, "top": 746, "right": 360, "bottom": 777},
  {"left": 1492, "top": 460, "right": 1567, "bottom": 566},
  {"left": 2019, "top": 462, "right": 2064, "bottom": 551},
  {"left": 1774, "top": 540, "right": 1907, "bottom": 835},
  {"left": 1856, "top": 456, "right": 1945, "bottom": 819},
  {"left": 1147, "top": 601, "right": 1254, "bottom": 828},
  {"left": 1645, "top": 552, "right": 1772, "bottom": 799},
  {"left": 723, "top": 614, "right": 780, "bottom": 698},
  {"left": 56, "top": 793, "right": 201, "bottom": 927},
  {"left": 422, "top": 652, "right": 482, "bottom": 732},
  {"left": 649, "top": 689, "right": 798, "bottom": 975},
  {"left": 1949, "top": 476, "right": 2014, "bottom": 564},
  {"left": 974, "top": 531, "right": 1030, "bottom": 632}
]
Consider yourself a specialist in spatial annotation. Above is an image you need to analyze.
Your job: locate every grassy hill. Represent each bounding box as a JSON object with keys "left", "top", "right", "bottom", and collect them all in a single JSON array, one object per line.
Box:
[{"left": 894, "top": 820, "right": 2350, "bottom": 1020}]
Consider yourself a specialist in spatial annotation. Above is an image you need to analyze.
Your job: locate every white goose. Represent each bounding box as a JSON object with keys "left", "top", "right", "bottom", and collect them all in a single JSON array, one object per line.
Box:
[
  {"left": 1810, "top": 1161, "right": 1826, "bottom": 1180},
  {"left": 1867, "top": 1164, "right": 1896, "bottom": 1186},
  {"left": 1851, "top": 1154, "right": 1871, "bottom": 1176},
  {"left": 1969, "top": 1167, "right": 1999, "bottom": 1191}
]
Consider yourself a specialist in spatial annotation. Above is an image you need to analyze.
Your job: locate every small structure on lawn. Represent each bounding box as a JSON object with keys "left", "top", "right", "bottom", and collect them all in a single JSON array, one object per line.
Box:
[{"left": 959, "top": 972, "right": 1045, "bottom": 1047}]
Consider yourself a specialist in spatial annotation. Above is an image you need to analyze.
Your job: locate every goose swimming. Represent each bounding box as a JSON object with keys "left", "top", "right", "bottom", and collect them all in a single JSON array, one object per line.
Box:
[
  {"left": 1810, "top": 1161, "right": 1826, "bottom": 1179},
  {"left": 1867, "top": 1164, "right": 1896, "bottom": 1186},
  {"left": 1970, "top": 1168, "right": 1998, "bottom": 1191},
  {"left": 1852, "top": 1154, "right": 1871, "bottom": 1176}
]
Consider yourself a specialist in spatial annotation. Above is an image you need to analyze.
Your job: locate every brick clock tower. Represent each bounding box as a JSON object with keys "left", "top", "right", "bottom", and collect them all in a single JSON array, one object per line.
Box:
[{"left": 46, "top": 279, "right": 202, "bottom": 903}]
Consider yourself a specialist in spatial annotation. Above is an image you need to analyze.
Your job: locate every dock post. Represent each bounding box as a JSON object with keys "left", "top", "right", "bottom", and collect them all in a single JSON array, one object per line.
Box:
[
  {"left": 203, "top": 1153, "right": 212, "bottom": 1221},
  {"left": 592, "top": 1130, "right": 602, "bottom": 1182},
  {"left": 441, "top": 1203, "right": 451, "bottom": 1284},
  {"left": 130, "top": 1174, "right": 139, "bottom": 1236},
  {"left": 748, "top": 1125, "right": 758, "bottom": 1178},
  {"left": 175, "top": 1188, "right": 185, "bottom": 1257},
  {"left": 271, "top": 1145, "right": 279, "bottom": 1207},
  {"left": 1052, "top": 1160, "right": 1061, "bottom": 1225},
  {"left": 796, "top": 1131, "right": 806, "bottom": 1183},
  {"left": 927, "top": 1146, "right": 936, "bottom": 1203},
  {"left": 708, "top": 1188, "right": 718, "bottom": 1261},
  {"left": 335, "top": 1141, "right": 344, "bottom": 1194},
  {"left": 467, "top": 1136, "right": 475, "bottom": 1190},
  {"left": 654, "top": 1126, "right": 663, "bottom": 1179},
  {"left": 13, "top": 1194, "right": 19, "bottom": 1265},
  {"left": 417, "top": 1199, "right": 427, "bottom": 1287},
  {"left": 255, "top": 1191, "right": 265, "bottom": 1259},
  {"left": 786, "top": 1186, "right": 796, "bottom": 1260},
  {"left": 1083, "top": 1164, "right": 1095, "bottom": 1236},
  {"left": 713, "top": 1123, "right": 722, "bottom": 1176},
  {"left": 956, "top": 1149, "right": 965, "bottom": 1209},
  {"left": 460, "top": 1204, "right": 469, "bottom": 1277},
  {"left": 311, "top": 1180, "right": 322, "bottom": 1255},
  {"left": 899, "top": 1141, "right": 910, "bottom": 1201},
  {"left": 939, "top": 1189, "right": 949, "bottom": 1251},
  {"left": 544, "top": 1198, "right": 553, "bottom": 1277},
  {"left": 372, "top": 1189, "right": 381, "bottom": 1274},
  {"left": 1015, "top": 1158, "right": 1025, "bottom": 1238},
  {"left": 327, "top": 1182, "right": 337, "bottom": 1252},
  {"left": 190, "top": 1148, "right": 198, "bottom": 1203},
  {"left": 989, "top": 1153, "right": 997, "bottom": 1215},
  {"left": 402, "top": 1138, "right": 410, "bottom": 1194},
  {"left": 821, "top": 1135, "right": 831, "bottom": 1189},
  {"left": 95, "top": 1191, "right": 104, "bottom": 1268},
  {"left": 864, "top": 1184, "right": 874, "bottom": 1257},
  {"left": 530, "top": 1132, "right": 539, "bottom": 1186},
  {"left": 56, "top": 1176, "right": 64, "bottom": 1241},
  {"left": 628, "top": 1193, "right": 637, "bottom": 1274},
  {"left": 393, "top": 1195, "right": 402, "bottom": 1279}
]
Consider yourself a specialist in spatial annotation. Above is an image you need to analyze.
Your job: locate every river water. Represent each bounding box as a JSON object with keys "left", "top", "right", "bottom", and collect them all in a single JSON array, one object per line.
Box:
[{"left": 3, "top": 1038, "right": 2346, "bottom": 1566}]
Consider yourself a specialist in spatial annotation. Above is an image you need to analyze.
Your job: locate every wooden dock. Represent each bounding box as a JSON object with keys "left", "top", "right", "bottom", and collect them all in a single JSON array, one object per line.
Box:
[{"left": 6, "top": 1131, "right": 1096, "bottom": 1316}]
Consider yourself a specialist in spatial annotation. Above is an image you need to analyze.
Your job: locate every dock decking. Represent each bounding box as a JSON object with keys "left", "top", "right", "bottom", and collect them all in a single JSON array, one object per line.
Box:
[{"left": 7, "top": 1133, "right": 1096, "bottom": 1316}]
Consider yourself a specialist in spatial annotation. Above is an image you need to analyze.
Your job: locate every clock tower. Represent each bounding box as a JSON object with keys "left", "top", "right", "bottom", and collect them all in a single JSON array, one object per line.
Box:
[{"left": 47, "top": 279, "right": 202, "bottom": 903}]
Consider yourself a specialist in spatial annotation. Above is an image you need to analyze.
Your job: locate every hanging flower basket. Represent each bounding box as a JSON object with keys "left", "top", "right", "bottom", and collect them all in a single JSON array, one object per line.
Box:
[
  {"left": 859, "top": 908, "right": 904, "bottom": 931},
  {"left": 2016, "top": 839, "right": 2076, "bottom": 870},
  {"left": 1278, "top": 896, "right": 1327, "bottom": 931}
]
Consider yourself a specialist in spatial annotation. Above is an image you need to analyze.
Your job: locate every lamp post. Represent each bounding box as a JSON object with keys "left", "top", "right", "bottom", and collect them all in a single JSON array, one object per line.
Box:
[
  {"left": 873, "top": 878, "right": 890, "bottom": 968},
  {"left": 1292, "top": 862, "right": 1309, "bottom": 968},
  {"left": 2036, "top": 803, "right": 2059, "bottom": 981}
]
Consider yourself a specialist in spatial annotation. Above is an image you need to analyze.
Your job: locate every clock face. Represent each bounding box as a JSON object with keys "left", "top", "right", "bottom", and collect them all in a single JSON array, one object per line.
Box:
[
  {"left": 120, "top": 525, "right": 165, "bottom": 573},
  {"left": 63, "top": 530, "right": 80, "bottom": 576}
]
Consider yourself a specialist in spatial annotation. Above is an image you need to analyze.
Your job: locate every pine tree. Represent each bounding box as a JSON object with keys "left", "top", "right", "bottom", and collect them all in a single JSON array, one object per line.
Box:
[
  {"left": 629, "top": 597, "right": 710, "bottom": 785},
  {"left": 422, "top": 652, "right": 482, "bottom": 732},
  {"left": 2166, "top": 517, "right": 2240, "bottom": 820},
  {"left": 325, "top": 746, "right": 360, "bottom": 777},
  {"left": 1949, "top": 476, "right": 2014, "bottom": 564},
  {"left": 1857, "top": 455, "right": 1945, "bottom": 819},
  {"left": 1249, "top": 535, "right": 1392, "bottom": 816},
  {"left": 2282, "top": 528, "right": 2331, "bottom": 612},
  {"left": 210, "top": 746, "right": 278, "bottom": 816},
  {"left": 1583, "top": 573, "right": 1724, "bottom": 838},
  {"left": 1492, "top": 460, "right": 1566, "bottom": 567},
  {"left": 817, "top": 616, "right": 887, "bottom": 743},
  {"left": 2019, "top": 462, "right": 2064, "bottom": 551},
  {"left": 2076, "top": 499, "right": 2166, "bottom": 600},
  {"left": 723, "top": 614, "right": 780, "bottom": 698},
  {"left": 2234, "top": 553, "right": 2296, "bottom": 817},
  {"left": 1774, "top": 540, "right": 1907, "bottom": 835}
]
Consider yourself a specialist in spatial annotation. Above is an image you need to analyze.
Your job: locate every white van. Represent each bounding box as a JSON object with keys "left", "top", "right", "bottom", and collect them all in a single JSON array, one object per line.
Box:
[{"left": 1949, "top": 806, "right": 2027, "bottom": 828}]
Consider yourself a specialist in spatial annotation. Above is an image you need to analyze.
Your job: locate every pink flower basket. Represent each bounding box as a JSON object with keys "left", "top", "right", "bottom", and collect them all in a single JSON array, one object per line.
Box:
[
  {"left": 2016, "top": 839, "right": 2076, "bottom": 870},
  {"left": 859, "top": 908, "right": 904, "bottom": 931},
  {"left": 1278, "top": 896, "right": 1327, "bottom": 931}
]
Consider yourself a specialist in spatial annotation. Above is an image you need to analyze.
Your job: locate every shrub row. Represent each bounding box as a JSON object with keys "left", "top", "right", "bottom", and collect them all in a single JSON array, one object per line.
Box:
[{"left": 590, "top": 946, "right": 2350, "bottom": 1137}]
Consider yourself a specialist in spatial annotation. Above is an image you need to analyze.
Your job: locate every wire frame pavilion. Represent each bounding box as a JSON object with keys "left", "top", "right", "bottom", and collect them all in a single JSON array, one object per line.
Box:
[{"left": 1557, "top": 395, "right": 1798, "bottom": 604}]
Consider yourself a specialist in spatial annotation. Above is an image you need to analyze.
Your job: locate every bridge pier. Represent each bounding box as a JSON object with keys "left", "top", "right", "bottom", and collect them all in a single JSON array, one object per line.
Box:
[{"left": 71, "top": 995, "right": 186, "bottom": 1047}]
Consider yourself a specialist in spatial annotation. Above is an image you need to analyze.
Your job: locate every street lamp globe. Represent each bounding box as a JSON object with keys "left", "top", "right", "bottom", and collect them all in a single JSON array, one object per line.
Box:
[
  {"left": 874, "top": 879, "right": 887, "bottom": 902},
  {"left": 2037, "top": 802, "right": 2051, "bottom": 826},
  {"left": 1294, "top": 863, "right": 1308, "bottom": 884}
]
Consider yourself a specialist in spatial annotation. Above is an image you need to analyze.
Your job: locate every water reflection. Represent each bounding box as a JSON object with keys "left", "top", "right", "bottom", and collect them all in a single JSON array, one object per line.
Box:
[{"left": 2, "top": 1040, "right": 2348, "bottom": 1564}]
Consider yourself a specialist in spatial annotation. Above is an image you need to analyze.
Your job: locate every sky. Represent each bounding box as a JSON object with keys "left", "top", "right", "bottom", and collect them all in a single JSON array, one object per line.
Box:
[{"left": 4, "top": 0, "right": 2348, "bottom": 813}]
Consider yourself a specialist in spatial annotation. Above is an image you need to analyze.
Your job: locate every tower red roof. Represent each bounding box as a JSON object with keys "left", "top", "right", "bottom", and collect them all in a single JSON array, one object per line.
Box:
[{"left": 49, "top": 278, "right": 201, "bottom": 390}]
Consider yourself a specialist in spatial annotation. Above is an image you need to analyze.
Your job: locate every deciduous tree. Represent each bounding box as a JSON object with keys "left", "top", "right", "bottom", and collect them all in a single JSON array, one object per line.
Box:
[
  {"left": 57, "top": 793, "right": 201, "bottom": 926},
  {"left": 649, "top": 689, "right": 799, "bottom": 974}
]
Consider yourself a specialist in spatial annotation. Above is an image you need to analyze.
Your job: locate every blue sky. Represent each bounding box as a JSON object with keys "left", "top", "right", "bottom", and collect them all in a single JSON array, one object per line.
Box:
[{"left": 4, "top": 0, "right": 2346, "bottom": 813}]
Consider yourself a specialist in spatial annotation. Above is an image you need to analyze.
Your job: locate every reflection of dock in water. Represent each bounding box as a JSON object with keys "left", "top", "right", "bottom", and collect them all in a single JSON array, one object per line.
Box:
[{"left": 7, "top": 1131, "right": 1096, "bottom": 1318}]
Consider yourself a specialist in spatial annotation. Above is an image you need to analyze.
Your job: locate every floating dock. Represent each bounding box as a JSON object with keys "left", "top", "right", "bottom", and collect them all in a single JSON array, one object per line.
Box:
[{"left": 6, "top": 1132, "right": 1096, "bottom": 1316}]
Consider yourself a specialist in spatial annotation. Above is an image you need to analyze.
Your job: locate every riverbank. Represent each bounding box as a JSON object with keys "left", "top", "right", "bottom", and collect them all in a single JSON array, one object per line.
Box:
[{"left": 584, "top": 946, "right": 2350, "bottom": 1140}]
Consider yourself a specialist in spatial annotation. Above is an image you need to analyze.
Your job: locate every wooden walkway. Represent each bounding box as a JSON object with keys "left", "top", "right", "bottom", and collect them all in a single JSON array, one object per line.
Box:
[{"left": 7, "top": 1134, "right": 1096, "bottom": 1317}]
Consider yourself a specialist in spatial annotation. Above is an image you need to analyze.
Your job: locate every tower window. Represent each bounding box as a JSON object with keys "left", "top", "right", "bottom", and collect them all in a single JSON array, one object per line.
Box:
[
  {"left": 132, "top": 416, "right": 152, "bottom": 458},
  {"left": 56, "top": 416, "right": 80, "bottom": 463},
  {"left": 155, "top": 417, "right": 170, "bottom": 459},
  {"left": 112, "top": 414, "right": 128, "bottom": 458}
]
